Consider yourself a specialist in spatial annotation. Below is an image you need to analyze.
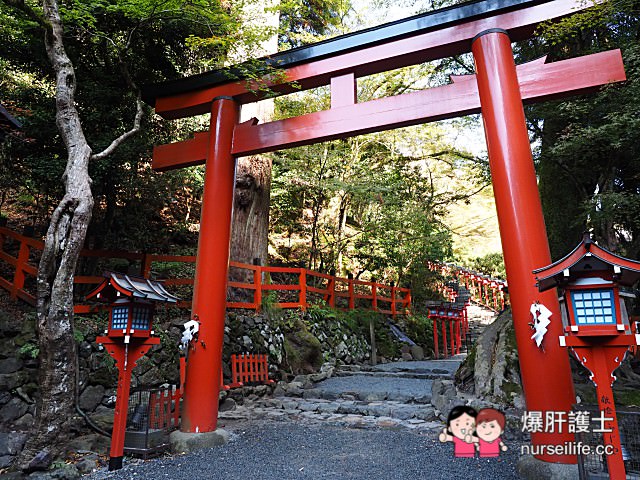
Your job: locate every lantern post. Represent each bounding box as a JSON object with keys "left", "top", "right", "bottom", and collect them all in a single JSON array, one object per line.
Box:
[
  {"left": 89, "top": 273, "right": 178, "bottom": 471},
  {"left": 534, "top": 234, "right": 640, "bottom": 479}
]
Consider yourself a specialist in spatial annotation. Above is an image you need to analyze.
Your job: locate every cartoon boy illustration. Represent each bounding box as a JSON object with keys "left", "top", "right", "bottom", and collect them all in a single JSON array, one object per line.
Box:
[
  {"left": 475, "top": 408, "right": 508, "bottom": 457},
  {"left": 439, "top": 405, "right": 478, "bottom": 458}
]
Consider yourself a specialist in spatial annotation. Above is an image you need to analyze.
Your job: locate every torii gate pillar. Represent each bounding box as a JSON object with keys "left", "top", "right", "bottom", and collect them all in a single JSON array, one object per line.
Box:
[
  {"left": 181, "top": 96, "right": 238, "bottom": 433},
  {"left": 473, "top": 30, "right": 576, "bottom": 462}
]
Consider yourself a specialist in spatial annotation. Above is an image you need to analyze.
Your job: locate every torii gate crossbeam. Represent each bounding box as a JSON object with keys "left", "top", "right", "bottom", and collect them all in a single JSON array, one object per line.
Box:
[{"left": 142, "top": 0, "right": 626, "bottom": 465}]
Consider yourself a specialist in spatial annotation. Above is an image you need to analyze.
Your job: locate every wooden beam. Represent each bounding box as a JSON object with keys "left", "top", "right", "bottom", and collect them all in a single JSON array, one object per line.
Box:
[
  {"left": 153, "top": 0, "right": 596, "bottom": 119},
  {"left": 152, "top": 50, "right": 625, "bottom": 170},
  {"left": 232, "top": 50, "right": 625, "bottom": 156},
  {"left": 330, "top": 73, "right": 357, "bottom": 109}
]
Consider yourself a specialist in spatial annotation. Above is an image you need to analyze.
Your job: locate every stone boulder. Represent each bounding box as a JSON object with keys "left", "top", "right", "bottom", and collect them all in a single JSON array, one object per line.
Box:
[
  {"left": 0, "top": 397, "right": 29, "bottom": 423},
  {"left": 455, "top": 309, "right": 522, "bottom": 406},
  {"left": 0, "top": 431, "right": 27, "bottom": 456},
  {"left": 283, "top": 320, "right": 323, "bottom": 375},
  {"left": 410, "top": 345, "right": 424, "bottom": 361},
  {"left": 431, "top": 378, "right": 464, "bottom": 419},
  {"left": 79, "top": 385, "right": 105, "bottom": 413},
  {"left": 0, "top": 357, "right": 23, "bottom": 374}
]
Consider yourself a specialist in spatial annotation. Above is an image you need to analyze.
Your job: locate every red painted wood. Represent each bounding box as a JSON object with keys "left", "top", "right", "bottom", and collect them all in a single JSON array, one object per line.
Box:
[
  {"left": 153, "top": 131, "right": 209, "bottom": 172},
  {"left": 228, "top": 353, "right": 273, "bottom": 388},
  {"left": 180, "top": 97, "right": 238, "bottom": 434},
  {"left": 141, "top": 254, "right": 152, "bottom": 278},
  {"left": 441, "top": 318, "right": 448, "bottom": 358},
  {"left": 254, "top": 266, "right": 262, "bottom": 308},
  {"left": 97, "top": 336, "right": 159, "bottom": 469},
  {"left": 11, "top": 240, "right": 30, "bottom": 299},
  {"left": 472, "top": 31, "right": 576, "bottom": 462},
  {"left": 153, "top": 50, "right": 624, "bottom": 169},
  {"left": 299, "top": 268, "right": 307, "bottom": 311},
  {"left": 331, "top": 73, "right": 357, "bottom": 109},
  {"left": 575, "top": 345, "right": 629, "bottom": 478},
  {"left": 432, "top": 316, "right": 439, "bottom": 359},
  {"left": 153, "top": 0, "right": 593, "bottom": 119},
  {"left": 0, "top": 224, "right": 409, "bottom": 316}
]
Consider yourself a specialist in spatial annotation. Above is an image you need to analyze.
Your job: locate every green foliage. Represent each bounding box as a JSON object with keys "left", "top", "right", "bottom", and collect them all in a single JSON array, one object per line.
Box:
[
  {"left": 278, "top": 313, "right": 323, "bottom": 374},
  {"left": 306, "top": 304, "right": 400, "bottom": 359},
  {"left": 73, "top": 329, "right": 85, "bottom": 343},
  {"left": 18, "top": 342, "right": 39, "bottom": 359},
  {"left": 525, "top": 0, "right": 640, "bottom": 259},
  {"left": 261, "top": 291, "right": 284, "bottom": 321},
  {"left": 469, "top": 252, "right": 505, "bottom": 279},
  {"left": 400, "top": 312, "right": 433, "bottom": 353},
  {"left": 278, "top": 0, "right": 349, "bottom": 48}
]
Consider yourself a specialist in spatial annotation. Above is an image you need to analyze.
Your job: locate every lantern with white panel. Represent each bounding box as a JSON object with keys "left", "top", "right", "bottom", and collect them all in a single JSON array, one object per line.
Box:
[
  {"left": 533, "top": 234, "right": 640, "bottom": 479},
  {"left": 88, "top": 273, "right": 178, "bottom": 471}
]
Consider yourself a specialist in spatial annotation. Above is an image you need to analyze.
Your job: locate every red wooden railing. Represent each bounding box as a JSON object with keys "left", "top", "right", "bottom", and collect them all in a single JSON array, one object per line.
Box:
[{"left": 0, "top": 226, "right": 411, "bottom": 317}]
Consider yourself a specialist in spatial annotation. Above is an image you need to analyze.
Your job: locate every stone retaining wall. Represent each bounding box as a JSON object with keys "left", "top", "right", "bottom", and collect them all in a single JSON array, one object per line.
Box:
[{"left": 0, "top": 303, "right": 413, "bottom": 470}]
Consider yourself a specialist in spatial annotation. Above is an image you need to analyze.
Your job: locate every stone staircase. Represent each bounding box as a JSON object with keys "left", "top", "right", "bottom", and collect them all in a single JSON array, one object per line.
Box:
[{"left": 219, "top": 305, "right": 497, "bottom": 432}]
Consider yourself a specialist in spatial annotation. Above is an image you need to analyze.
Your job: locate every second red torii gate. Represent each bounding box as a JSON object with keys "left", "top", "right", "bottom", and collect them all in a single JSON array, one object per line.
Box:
[{"left": 142, "top": 0, "right": 626, "bottom": 464}]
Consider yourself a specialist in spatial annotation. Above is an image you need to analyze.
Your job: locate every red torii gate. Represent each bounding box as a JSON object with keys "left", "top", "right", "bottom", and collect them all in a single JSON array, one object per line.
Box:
[{"left": 142, "top": 0, "right": 626, "bottom": 464}]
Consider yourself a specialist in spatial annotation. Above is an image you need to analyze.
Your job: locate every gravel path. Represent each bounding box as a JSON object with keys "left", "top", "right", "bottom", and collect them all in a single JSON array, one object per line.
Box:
[{"left": 87, "top": 421, "right": 521, "bottom": 480}]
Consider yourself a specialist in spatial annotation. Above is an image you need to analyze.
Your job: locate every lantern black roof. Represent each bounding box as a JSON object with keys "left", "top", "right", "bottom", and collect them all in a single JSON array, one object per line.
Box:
[
  {"left": 533, "top": 235, "right": 640, "bottom": 292},
  {"left": 85, "top": 273, "right": 179, "bottom": 303}
]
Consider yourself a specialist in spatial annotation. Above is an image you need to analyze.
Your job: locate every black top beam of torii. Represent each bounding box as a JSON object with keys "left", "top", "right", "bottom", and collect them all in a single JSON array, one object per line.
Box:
[
  {"left": 143, "top": 0, "right": 624, "bottom": 166},
  {"left": 141, "top": 0, "right": 556, "bottom": 107}
]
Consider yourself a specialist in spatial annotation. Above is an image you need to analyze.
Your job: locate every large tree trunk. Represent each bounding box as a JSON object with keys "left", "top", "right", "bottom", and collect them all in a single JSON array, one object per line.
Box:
[
  {"left": 16, "top": 0, "right": 94, "bottom": 470},
  {"left": 229, "top": 0, "right": 279, "bottom": 295},
  {"left": 231, "top": 150, "right": 272, "bottom": 267},
  {"left": 15, "top": 0, "right": 141, "bottom": 470}
]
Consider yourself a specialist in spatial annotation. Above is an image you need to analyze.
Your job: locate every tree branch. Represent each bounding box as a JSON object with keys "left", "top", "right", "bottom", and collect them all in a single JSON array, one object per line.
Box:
[
  {"left": 90, "top": 94, "right": 143, "bottom": 160},
  {"left": 91, "top": 44, "right": 144, "bottom": 160}
]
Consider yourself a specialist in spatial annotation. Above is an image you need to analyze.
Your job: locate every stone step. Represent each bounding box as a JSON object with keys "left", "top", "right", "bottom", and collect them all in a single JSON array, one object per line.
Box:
[
  {"left": 239, "top": 396, "right": 439, "bottom": 423},
  {"left": 305, "top": 370, "right": 437, "bottom": 404},
  {"left": 333, "top": 370, "right": 453, "bottom": 381}
]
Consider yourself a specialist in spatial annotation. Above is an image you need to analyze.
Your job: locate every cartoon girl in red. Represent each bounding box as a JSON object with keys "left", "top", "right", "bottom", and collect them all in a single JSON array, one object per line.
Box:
[
  {"left": 475, "top": 408, "right": 508, "bottom": 457},
  {"left": 439, "top": 406, "right": 478, "bottom": 458}
]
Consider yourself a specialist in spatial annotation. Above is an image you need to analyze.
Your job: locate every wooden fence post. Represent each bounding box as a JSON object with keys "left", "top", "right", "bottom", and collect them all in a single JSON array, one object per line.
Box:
[
  {"left": 390, "top": 282, "right": 396, "bottom": 319},
  {"left": 141, "top": 254, "right": 152, "bottom": 278},
  {"left": 328, "top": 277, "right": 336, "bottom": 308},
  {"left": 299, "top": 268, "right": 307, "bottom": 310},
  {"left": 348, "top": 273, "right": 355, "bottom": 310},
  {"left": 253, "top": 258, "right": 262, "bottom": 311},
  {"left": 12, "top": 238, "right": 30, "bottom": 300}
]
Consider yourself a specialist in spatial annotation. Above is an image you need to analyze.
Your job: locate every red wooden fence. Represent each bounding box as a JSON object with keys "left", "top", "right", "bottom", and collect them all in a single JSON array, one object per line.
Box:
[
  {"left": 0, "top": 226, "right": 411, "bottom": 317},
  {"left": 228, "top": 353, "right": 273, "bottom": 388},
  {"left": 148, "top": 386, "right": 181, "bottom": 430}
]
